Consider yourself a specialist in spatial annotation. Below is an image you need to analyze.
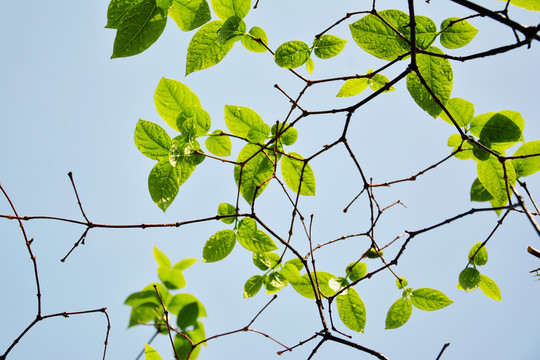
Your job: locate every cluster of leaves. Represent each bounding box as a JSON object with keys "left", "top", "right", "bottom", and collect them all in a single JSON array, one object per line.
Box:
[
  {"left": 457, "top": 242, "right": 502, "bottom": 301},
  {"left": 125, "top": 248, "right": 207, "bottom": 360}
]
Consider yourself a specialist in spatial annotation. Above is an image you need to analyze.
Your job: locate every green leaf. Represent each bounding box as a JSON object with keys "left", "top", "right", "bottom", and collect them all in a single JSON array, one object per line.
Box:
[
  {"left": 287, "top": 271, "right": 337, "bottom": 299},
  {"left": 153, "top": 247, "right": 171, "bottom": 268},
  {"left": 128, "top": 302, "right": 160, "bottom": 327},
  {"left": 448, "top": 133, "right": 474, "bottom": 160},
  {"left": 144, "top": 344, "right": 163, "bottom": 360},
  {"left": 176, "top": 106, "right": 211, "bottom": 140},
  {"left": 125, "top": 290, "right": 161, "bottom": 308},
  {"left": 224, "top": 105, "right": 269, "bottom": 141},
  {"left": 336, "top": 78, "right": 369, "bottom": 97},
  {"left": 202, "top": 229, "right": 236, "bottom": 262},
  {"left": 186, "top": 20, "right": 235, "bottom": 75},
  {"left": 337, "top": 288, "right": 367, "bottom": 333},
  {"left": 458, "top": 267, "right": 482, "bottom": 292},
  {"left": 285, "top": 258, "right": 304, "bottom": 271},
  {"left": 410, "top": 288, "right": 453, "bottom": 311},
  {"left": 158, "top": 266, "right": 187, "bottom": 289},
  {"left": 211, "top": 0, "right": 250, "bottom": 19},
  {"left": 241, "top": 26, "right": 268, "bottom": 53},
  {"left": 439, "top": 98, "right": 474, "bottom": 127},
  {"left": 472, "top": 112, "right": 523, "bottom": 150},
  {"left": 329, "top": 276, "right": 349, "bottom": 293},
  {"left": 480, "top": 274, "right": 502, "bottom": 301},
  {"left": 264, "top": 271, "right": 288, "bottom": 294},
  {"left": 237, "top": 227, "right": 278, "bottom": 253},
  {"left": 148, "top": 161, "right": 180, "bottom": 211},
  {"left": 253, "top": 251, "right": 280, "bottom": 270},
  {"left": 135, "top": 120, "right": 172, "bottom": 160},
  {"left": 440, "top": 17, "right": 478, "bottom": 49},
  {"left": 274, "top": 41, "right": 310, "bottom": 69},
  {"left": 106, "top": 0, "right": 139, "bottom": 29},
  {"left": 385, "top": 297, "right": 412, "bottom": 329},
  {"left": 154, "top": 78, "right": 202, "bottom": 132},
  {"left": 174, "top": 322, "right": 205, "bottom": 360},
  {"left": 234, "top": 143, "right": 274, "bottom": 204},
  {"left": 168, "top": 293, "right": 207, "bottom": 319},
  {"left": 345, "top": 261, "right": 367, "bottom": 282},
  {"left": 218, "top": 16, "right": 246, "bottom": 43},
  {"left": 349, "top": 9, "right": 410, "bottom": 61},
  {"left": 169, "top": 0, "right": 211, "bottom": 31},
  {"left": 169, "top": 137, "right": 205, "bottom": 168},
  {"left": 470, "top": 177, "right": 494, "bottom": 202},
  {"left": 111, "top": 0, "right": 167, "bottom": 58},
  {"left": 173, "top": 258, "right": 197, "bottom": 271},
  {"left": 243, "top": 275, "right": 264, "bottom": 298},
  {"left": 406, "top": 46, "right": 453, "bottom": 117},
  {"left": 414, "top": 15, "right": 437, "bottom": 49},
  {"left": 217, "top": 202, "right": 237, "bottom": 224},
  {"left": 176, "top": 302, "right": 200, "bottom": 330},
  {"left": 206, "top": 130, "right": 232, "bottom": 156},
  {"left": 281, "top": 152, "right": 316, "bottom": 196},
  {"left": 368, "top": 71, "right": 396, "bottom": 92},
  {"left": 477, "top": 155, "right": 516, "bottom": 208},
  {"left": 512, "top": 141, "right": 540, "bottom": 177},
  {"left": 271, "top": 122, "right": 298, "bottom": 146},
  {"left": 500, "top": 0, "right": 540, "bottom": 11},
  {"left": 468, "top": 242, "right": 488, "bottom": 266},
  {"left": 396, "top": 277, "right": 408, "bottom": 290},
  {"left": 313, "top": 34, "right": 347, "bottom": 59},
  {"left": 306, "top": 57, "right": 314, "bottom": 75}
]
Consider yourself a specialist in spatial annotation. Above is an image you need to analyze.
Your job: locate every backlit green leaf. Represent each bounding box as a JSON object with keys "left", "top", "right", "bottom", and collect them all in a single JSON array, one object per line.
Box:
[
  {"left": 177, "top": 106, "right": 211, "bottom": 140},
  {"left": 244, "top": 275, "right": 264, "bottom": 298},
  {"left": 135, "top": 120, "right": 172, "bottom": 160},
  {"left": 224, "top": 105, "right": 268, "bottom": 139},
  {"left": 169, "top": 0, "right": 211, "bottom": 31},
  {"left": 218, "top": 16, "right": 246, "bottom": 43},
  {"left": 217, "top": 202, "right": 237, "bottom": 224},
  {"left": 264, "top": 271, "right": 288, "bottom": 293},
  {"left": 439, "top": 98, "right": 474, "bottom": 127},
  {"left": 186, "top": 20, "right": 235, "bottom": 75},
  {"left": 448, "top": 133, "right": 474, "bottom": 160},
  {"left": 473, "top": 113, "right": 522, "bottom": 150},
  {"left": 237, "top": 229, "right": 278, "bottom": 253},
  {"left": 168, "top": 293, "right": 207, "bottom": 319},
  {"left": 406, "top": 46, "right": 453, "bottom": 118},
  {"left": 173, "top": 258, "right": 197, "bottom": 271},
  {"left": 202, "top": 229, "right": 236, "bottom": 262},
  {"left": 413, "top": 16, "right": 437, "bottom": 49},
  {"left": 234, "top": 143, "right": 274, "bottom": 204},
  {"left": 511, "top": 141, "right": 540, "bottom": 177},
  {"left": 440, "top": 17, "right": 478, "bottom": 49},
  {"left": 368, "top": 72, "right": 396, "bottom": 92},
  {"left": 468, "top": 242, "right": 488, "bottom": 266},
  {"left": 144, "top": 344, "right": 163, "bottom": 360},
  {"left": 281, "top": 152, "right": 316, "bottom": 196},
  {"left": 285, "top": 258, "right": 304, "bottom": 271},
  {"left": 106, "top": 0, "right": 139, "bottom": 29},
  {"left": 274, "top": 41, "right": 310, "bottom": 69},
  {"left": 313, "top": 34, "right": 347, "bottom": 59},
  {"left": 500, "top": 0, "right": 540, "bottom": 11},
  {"left": 253, "top": 251, "right": 280, "bottom": 270},
  {"left": 306, "top": 57, "right": 314, "bottom": 75},
  {"left": 470, "top": 177, "right": 494, "bottom": 202},
  {"left": 176, "top": 302, "right": 200, "bottom": 330},
  {"left": 336, "top": 78, "right": 369, "bottom": 97},
  {"left": 480, "top": 274, "right": 502, "bottom": 301},
  {"left": 241, "top": 26, "right": 268, "bottom": 53},
  {"left": 153, "top": 247, "right": 171, "bottom": 268},
  {"left": 158, "top": 266, "right": 187, "bottom": 289},
  {"left": 148, "top": 161, "right": 180, "bottom": 211},
  {"left": 169, "top": 137, "right": 205, "bottom": 168},
  {"left": 111, "top": 0, "right": 167, "bottom": 58},
  {"left": 211, "top": 0, "right": 250, "bottom": 19},
  {"left": 477, "top": 154, "right": 516, "bottom": 208},
  {"left": 271, "top": 122, "right": 298, "bottom": 146},
  {"left": 458, "top": 267, "right": 481, "bottom": 291},
  {"left": 385, "top": 297, "right": 412, "bottom": 329},
  {"left": 206, "top": 130, "right": 232, "bottom": 156},
  {"left": 287, "top": 271, "right": 337, "bottom": 299},
  {"left": 154, "top": 78, "right": 202, "bottom": 132},
  {"left": 410, "top": 288, "right": 453, "bottom": 311},
  {"left": 174, "top": 321, "right": 205, "bottom": 360},
  {"left": 345, "top": 261, "right": 367, "bottom": 282},
  {"left": 337, "top": 288, "right": 367, "bottom": 333}
]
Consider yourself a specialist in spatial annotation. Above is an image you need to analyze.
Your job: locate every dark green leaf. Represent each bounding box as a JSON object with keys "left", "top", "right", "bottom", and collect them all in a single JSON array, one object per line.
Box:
[
  {"left": 480, "top": 274, "right": 502, "bottom": 301},
  {"left": 148, "top": 161, "right": 180, "bottom": 211},
  {"left": 313, "top": 34, "right": 347, "bottom": 59},
  {"left": 153, "top": 247, "right": 171, "bottom": 268},
  {"left": 211, "top": 0, "right": 250, "bottom": 19},
  {"left": 470, "top": 177, "right": 494, "bottom": 202},
  {"left": 406, "top": 46, "right": 453, "bottom": 117},
  {"left": 470, "top": 111, "right": 524, "bottom": 150},
  {"left": 154, "top": 77, "right": 202, "bottom": 132},
  {"left": 440, "top": 17, "right": 478, "bottom": 49},
  {"left": 234, "top": 143, "right": 274, "bottom": 204},
  {"left": 439, "top": 98, "right": 474, "bottom": 127},
  {"left": 264, "top": 271, "right": 288, "bottom": 294},
  {"left": 206, "top": 130, "right": 232, "bottom": 156},
  {"left": 274, "top": 41, "right": 310, "bottom": 69},
  {"left": 106, "top": 0, "right": 139, "bottom": 29},
  {"left": 169, "top": 293, "right": 207, "bottom": 318},
  {"left": 241, "top": 26, "right": 269, "bottom": 53},
  {"left": 458, "top": 267, "right": 481, "bottom": 292},
  {"left": 111, "top": 0, "right": 167, "bottom": 58},
  {"left": 337, "top": 288, "right": 367, "bottom": 333},
  {"left": 468, "top": 242, "right": 488, "bottom": 266},
  {"left": 186, "top": 20, "right": 235, "bottom": 75},
  {"left": 125, "top": 290, "right": 161, "bottom": 308},
  {"left": 169, "top": 0, "right": 211, "bottom": 31},
  {"left": 218, "top": 16, "right": 246, "bottom": 43},
  {"left": 336, "top": 78, "right": 368, "bottom": 97},
  {"left": 243, "top": 275, "right": 264, "bottom": 298},
  {"left": 281, "top": 152, "right": 316, "bottom": 196},
  {"left": 128, "top": 302, "right": 160, "bottom": 327},
  {"left": 345, "top": 261, "right": 367, "bottom": 282},
  {"left": 410, "top": 288, "right": 453, "bottom": 311},
  {"left": 202, "top": 229, "right": 236, "bottom": 262},
  {"left": 385, "top": 297, "right": 412, "bottom": 329},
  {"left": 217, "top": 202, "right": 237, "bottom": 224},
  {"left": 176, "top": 302, "right": 200, "bottom": 330},
  {"left": 512, "top": 141, "right": 540, "bottom": 177}
]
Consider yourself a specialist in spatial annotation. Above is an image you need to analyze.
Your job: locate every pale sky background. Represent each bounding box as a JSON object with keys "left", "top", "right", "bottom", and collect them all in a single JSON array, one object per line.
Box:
[{"left": 1, "top": 1, "right": 540, "bottom": 359}]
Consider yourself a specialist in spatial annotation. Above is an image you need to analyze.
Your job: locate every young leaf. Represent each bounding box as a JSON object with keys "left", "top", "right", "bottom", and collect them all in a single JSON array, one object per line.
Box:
[
  {"left": 410, "top": 288, "right": 453, "bottom": 311},
  {"left": 286, "top": 271, "right": 337, "bottom": 299},
  {"left": 173, "top": 258, "right": 197, "bottom": 271},
  {"left": 512, "top": 141, "right": 540, "bottom": 177},
  {"left": 234, "top": 144, "right": 274, "bottom": 204},
  {"left": 217, "top": 202, "right": 237, "bottom": 224},
  {"left": 468, "top": 242, "right": 488, "bottom": 266},
  {"left": 396, "top": 277, "right": 408, "bottom": 290},
  {"left": 206, "top": 130, "right": 232, "bottom": 156},
  {"left": 243, "top": 275, "right": 264, "bottom": 298},
  {"left": 440, "top": 17, "right": 479, "bottom": 49},
  {"left": 281, "top": 152, "right": 316, "bottom": 196},
  {"left": 313, "top": 34, "right": 347, "bottom": 59},
  {"left": 218, "top": 16, "right": 246, "bottom": 43},
  {"left": 253, "top": 252, "right": 280, "bottom": 270},
  {"left": 186, "top": 20, "right": 235, "bottom": 75},
  {"left": 241, "top": 26, "right": 268, "bottom": 53},
  {"left": 202, "top": 229, "right": 236, "bottom": 262},
  {"left": 168, "top": 293, "right": 207, "bottom": 319},
  {"left": 153, "top": 247, "right": 171, "bottom": 268},
  {"left": 337, "top": 288, "right": 367, "bottom": 333},
  {"left": 211, "top": 0, "right": 251, "bottom": 20},
  {"left": 274, "top": 41, "right": 310, "bottom": 69},
  {"left": 237, "top": 229, "right": 278, "bottom": 253},
  {"left": 111, "top": 0, "right": 168, "bottom": 58},
  {"left": 385, "top": 297, "right": 412, "bottom": 329},
  {"left": 458, "top": 267, "right": 482, "bottom": 291},
  {"left": 470, "top": 111, "right": 524, "bottom": 150},
  {"left": 157, "top": 266, "right": 187, "bottom": 289},
  {"left": 306, "top": 57, "right": 314, "bottom": 75},
  {"left": 406, "top": 46, "right": 453, "bottom": 118},
  {"left": 480, "top": 274, "right": 502, "bottom": 301},
  {"left": 349, "top": 9, "right": 410, "bottom": 61},
  {"left": 177, "top": 106, "right": 211, "bottom": 140},
  {"left": 271, "top": 122, "right": 298, "bottom": 146},
  {"left": 470, "top": 178, "right": 494, "bottom": 202},
  {"left": 224, "top": 105, "right": 268, "bottom": 139},
  {"left": 264, "top": 271, "right": 288, "bottom": 293},
  {"left": 336, "top": 78, "right": 369, "bottom": 97},
  {"left": 368, "top": 72, "right": 396, "bottom": 92},
  {"left": 154, "top": 78, "right": 202, "bottom": 132},
  {"left": 148, "top": 161, "right": 180, "bottom": 211},
  {"left": 176, "top": 302, "right": 200, "bottom": 330},
  {"left": 439, "top": 98, "right": 475, "bottom": 127},
  {"left": 169, "top": 0, "right": 211, "bottom": 32},
  {"left": 500, "top": 0, "right": 540, "bottom": 11},
  {"left": 144, "top": 344, "right": 163, "bottom": 360},
  {"left": 135, "top": 120, "right": 172, "bottom": 160},
  {"left": 285, "top": 258, "right": 304, "bottom": 271},
  {"left": 477, "top": 155, "right": 516, "bottom": 208},
  {"left": 448, "top": 133, "right": 474, "bottom": 160},
  {"left": 345, "top": 261, "right": 367, "bottom": 282},
  {"left": 169, "top": 137, "right": 205, "bottom": 168},
  {"left": 413, "top": 15, "right": 437, "bottom": 49}
]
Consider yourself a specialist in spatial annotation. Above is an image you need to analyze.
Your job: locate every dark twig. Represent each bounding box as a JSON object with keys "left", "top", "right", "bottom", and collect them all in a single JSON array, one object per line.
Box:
[{"left": 435, "top": 342, "right": 451, "bottom": 360}]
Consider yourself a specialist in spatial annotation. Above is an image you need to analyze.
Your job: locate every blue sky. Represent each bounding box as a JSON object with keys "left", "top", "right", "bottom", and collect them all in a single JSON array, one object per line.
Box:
[{"left": 1, "top": 1, "right": 540, "bottom": 359}]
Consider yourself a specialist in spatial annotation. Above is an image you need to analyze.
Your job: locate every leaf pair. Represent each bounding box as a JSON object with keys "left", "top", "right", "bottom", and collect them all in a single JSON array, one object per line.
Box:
[{"left": 457, "top": 242, "right": 502, "bottom": 301}]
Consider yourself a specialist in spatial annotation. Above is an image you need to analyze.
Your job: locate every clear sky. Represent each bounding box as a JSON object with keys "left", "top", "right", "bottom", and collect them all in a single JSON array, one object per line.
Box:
[{"left": 1, "top": 1, "right": 539, "bottom": 359}]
